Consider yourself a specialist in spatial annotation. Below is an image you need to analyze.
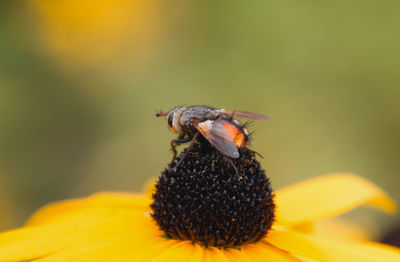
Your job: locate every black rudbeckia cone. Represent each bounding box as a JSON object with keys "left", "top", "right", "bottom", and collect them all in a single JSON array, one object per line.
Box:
[{"left": 151, "top": 140, "right": 275, "bottom": 248}]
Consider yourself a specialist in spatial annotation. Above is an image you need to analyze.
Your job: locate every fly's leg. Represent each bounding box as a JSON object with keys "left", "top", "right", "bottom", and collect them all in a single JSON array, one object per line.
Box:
[
  {"left": 247, "top": 148, "right": 264, "bottom": 159},
  {"left": 223, "top": 156, "right": 239, "bottom": 176},
  {"left": 174, "top": 132, "right": 199, "bottom": 171},
  {"left": 170, "top": 136, "right": 192, "bottom": 159}
]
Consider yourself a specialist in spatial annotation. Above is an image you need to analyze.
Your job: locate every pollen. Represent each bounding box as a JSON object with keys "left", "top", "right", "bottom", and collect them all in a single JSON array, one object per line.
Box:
[{"left": 151, "top": 142, "right": 275, "bottom": 248}]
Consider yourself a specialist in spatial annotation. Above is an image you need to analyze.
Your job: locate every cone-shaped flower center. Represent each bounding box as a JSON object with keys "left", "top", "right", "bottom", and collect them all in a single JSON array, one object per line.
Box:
[{"left": 151, "top": 142, "right": 275, "bottom": 247}]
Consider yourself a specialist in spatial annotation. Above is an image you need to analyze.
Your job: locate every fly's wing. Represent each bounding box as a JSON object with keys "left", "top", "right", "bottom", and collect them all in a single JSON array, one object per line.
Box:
[
  {"left": 216, "top": 109, "right": 269, "bottom": 121},
  {"left": 196, "top": 120, "right": 240, "bottom": 158}
]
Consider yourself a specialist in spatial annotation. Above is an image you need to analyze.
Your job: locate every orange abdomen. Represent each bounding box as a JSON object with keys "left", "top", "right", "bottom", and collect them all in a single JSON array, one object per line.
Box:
[{"left": 223, "top": 121, "right": 248, "bottom": 148}]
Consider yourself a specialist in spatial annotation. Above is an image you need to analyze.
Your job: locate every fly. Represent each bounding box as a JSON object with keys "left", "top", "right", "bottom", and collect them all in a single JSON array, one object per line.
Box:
[{"left": 156, "top": 105, "right": 268, "bottom": 172}]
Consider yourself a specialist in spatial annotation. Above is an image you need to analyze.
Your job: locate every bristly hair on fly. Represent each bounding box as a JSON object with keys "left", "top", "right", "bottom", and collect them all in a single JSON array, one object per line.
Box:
[{"left": 240, "top": 120, "right": 265, "bottom": 159}]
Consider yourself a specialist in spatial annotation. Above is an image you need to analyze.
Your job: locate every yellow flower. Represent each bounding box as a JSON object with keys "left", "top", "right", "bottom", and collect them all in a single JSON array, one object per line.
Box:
[
  {"left": 0, "top": 174, "right": 399, "bottom": 261},
  {"left": 28, "top": 0, "right": 162, "bottom": 68}
]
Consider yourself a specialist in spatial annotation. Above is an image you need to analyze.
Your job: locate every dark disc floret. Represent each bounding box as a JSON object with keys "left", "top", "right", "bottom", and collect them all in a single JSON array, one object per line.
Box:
[{"left": 151, "top": 142, "right": 275, "bottom": 248}]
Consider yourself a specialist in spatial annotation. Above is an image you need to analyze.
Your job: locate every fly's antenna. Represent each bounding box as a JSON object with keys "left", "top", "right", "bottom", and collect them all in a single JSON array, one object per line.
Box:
[{"left": 156, "top": 111, "right": 168, "bottom": 117}]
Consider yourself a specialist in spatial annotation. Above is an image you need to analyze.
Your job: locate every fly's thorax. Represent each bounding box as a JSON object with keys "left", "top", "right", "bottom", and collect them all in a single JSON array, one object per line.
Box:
[{"left": 179, "top": 106, "right": 216, "bottom": 127}]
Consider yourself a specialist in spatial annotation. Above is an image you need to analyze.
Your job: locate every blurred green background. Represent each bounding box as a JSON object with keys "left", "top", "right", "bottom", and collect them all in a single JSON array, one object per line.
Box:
[{"left": 0, "top": 1, "right": 399, "bottom": 239}]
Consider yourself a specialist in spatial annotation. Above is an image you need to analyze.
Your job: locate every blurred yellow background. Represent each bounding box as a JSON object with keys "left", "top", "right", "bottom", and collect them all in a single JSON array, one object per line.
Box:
[{"left": 0, "top": 1, "right": 399, "bottom": 238}]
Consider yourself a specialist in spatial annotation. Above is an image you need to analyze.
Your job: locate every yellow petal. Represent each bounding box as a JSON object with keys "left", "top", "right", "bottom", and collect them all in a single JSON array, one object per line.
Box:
[
  {"left": 292, "top": 256, "right": 319, "bottom": 262},
  {"left": 34, "top": 238, "right": 120, "bottom": 262},
  {"left": 291, "top": 218, "right": 377, "bottom": 241},
  {"left": 202, "top": 247, "right": 230, "bottom": 262},
  {"left": 143, "top": 177, "right": 157, "bottom": 200},
  {"left": 27, "top": 192, "right": 151, "bottom": 226},
  {"left": 151, "top": 241, "right": 204, "bottom": 262},
  {"left": 224, "top": 242, "right": 300, "bottom": 262},
  {"left": 34, "top": 237, "right": 180, "bottom": 262},
  {"left": 275, "top": 173, "right": 396, "bottom": 225},
  {"left": 268, "top": 228, "right": 400, "bottom": 262},
  {"left": 0, "top": 207, "right": 159, "bottom": 261}
]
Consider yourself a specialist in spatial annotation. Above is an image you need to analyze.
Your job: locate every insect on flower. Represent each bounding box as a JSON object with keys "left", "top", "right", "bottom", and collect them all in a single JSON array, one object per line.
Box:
[{"left": 156, "top": 105, "right": 268, "bottom": 170}]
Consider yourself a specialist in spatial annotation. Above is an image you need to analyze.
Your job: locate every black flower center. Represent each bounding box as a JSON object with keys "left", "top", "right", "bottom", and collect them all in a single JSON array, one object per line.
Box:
[{"left": 151, "top": 142, "right": 275, "bottom": 248}]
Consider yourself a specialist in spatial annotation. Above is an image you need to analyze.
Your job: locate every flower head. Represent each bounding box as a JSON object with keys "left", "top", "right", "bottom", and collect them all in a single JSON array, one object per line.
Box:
[
  {"left": 151, "top": 144, "right": 275, "bottom": 247},
  {"left": 0, "top": 144, "right": 399, "bottom": 261}
]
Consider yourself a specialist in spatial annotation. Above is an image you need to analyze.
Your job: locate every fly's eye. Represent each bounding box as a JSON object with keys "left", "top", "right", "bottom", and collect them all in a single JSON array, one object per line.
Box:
[{"left": 167, "top": 113, "right": 174, "bottom": 128}]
